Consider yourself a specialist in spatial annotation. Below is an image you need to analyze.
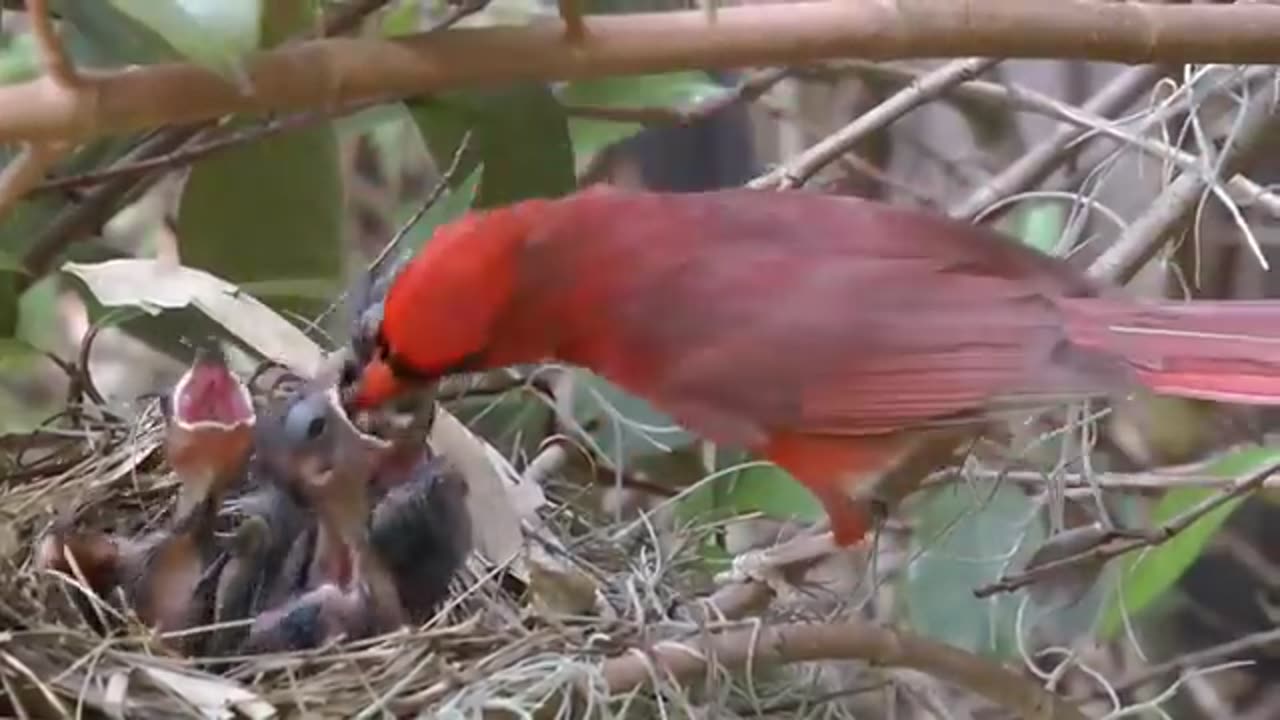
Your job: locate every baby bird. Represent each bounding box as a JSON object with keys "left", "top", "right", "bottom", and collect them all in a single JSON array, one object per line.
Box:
[
  {"left": 242, "top": 382, "right": 406, "bottom": 653},
  {"left": 369, "top": 454, "right": 473, "bottom": 624},
  {"left": 37, "top": 346, "right": 256, "bottom": 653}
]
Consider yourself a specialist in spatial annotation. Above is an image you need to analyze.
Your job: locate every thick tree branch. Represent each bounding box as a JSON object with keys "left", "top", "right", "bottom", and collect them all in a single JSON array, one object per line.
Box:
[
  {"left": 4, "top": 2, "right": 1280, "bottom": 145},
  {"left": 600, "top": 618, "right": 1089, "bottom": 720}
]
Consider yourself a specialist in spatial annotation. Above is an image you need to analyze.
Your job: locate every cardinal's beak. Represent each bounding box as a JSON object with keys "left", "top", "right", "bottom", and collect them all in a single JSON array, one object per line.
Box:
[{"left": 348, "top": 357, "right": 405, "bottom": 411}]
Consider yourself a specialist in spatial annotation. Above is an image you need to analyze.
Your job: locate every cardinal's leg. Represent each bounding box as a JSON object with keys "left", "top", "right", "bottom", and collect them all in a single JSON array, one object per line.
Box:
[{"left": 717, "top": 430, "right": 968, "bottom": 592}]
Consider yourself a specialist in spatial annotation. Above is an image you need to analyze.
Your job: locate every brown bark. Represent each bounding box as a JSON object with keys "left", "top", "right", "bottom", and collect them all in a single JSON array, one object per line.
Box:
[{"left": 5, "top": 2, "right": 1280, "bottom": 143}]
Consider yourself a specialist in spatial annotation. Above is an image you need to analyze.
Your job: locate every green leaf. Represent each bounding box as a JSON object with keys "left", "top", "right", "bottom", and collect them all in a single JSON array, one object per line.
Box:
[
  {"left": 0, "top": 337, "right": 45, "bottom": 370},
  {"left": 0, "top": 249, "right": 24, "bottom": 274},
  {"left": 571, "top": 369, "right": 694, "bottom": 465},
  {"left": 380, "top": 0, "right": 422, "bottom": 36},
  {"left": 259, "top": 0, "right": 318, "bottom": 47},
  {"left": 720, "top": 464, "right": 823, "bottom": 523},
  {"left": 904, "top": 482, "right": 1044, "bottom": 659},
  {"left": 0, "top": 33, "right": 40, "bottom": 84},
  {"left": 62, "top": 258, "right": 325, "bottom": 376},
  {"left": 108, "top": 0, "right": 261, "bottom": 77},
  {"left": 1097, "top": 446, "right": 1276, "bottom": 639},
  {"left": 560, "top": 72, "right": 724, "bottom": 170},
  {"left": 176, "top": 123, "right": 345, "bottom": 324},
  {"left": 407, "top": 85, "right": 577, "bottom": 209},
  {"left": 53, "top": 0, "right": 182, "bottom": 67},
  {"left": 1017, "top": 202, "right": 1066, "bottom": 255}
]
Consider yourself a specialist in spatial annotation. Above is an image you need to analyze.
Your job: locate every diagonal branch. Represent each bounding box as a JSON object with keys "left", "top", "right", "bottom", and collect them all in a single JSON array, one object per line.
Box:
[
  {"left": 972, "top": 458, "right": 1280, "bottom": 598},
  {"left": 749, "top": 57, "right": 1001, "bottom": 189},
  {"left": 1086, "top": 79, "right": 1280, "bottom": 284}
]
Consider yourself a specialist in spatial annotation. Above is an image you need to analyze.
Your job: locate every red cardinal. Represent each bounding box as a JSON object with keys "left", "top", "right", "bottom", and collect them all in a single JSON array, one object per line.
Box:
[{"left": 344, "top": 186, "right": 1280, "bottom": 549}]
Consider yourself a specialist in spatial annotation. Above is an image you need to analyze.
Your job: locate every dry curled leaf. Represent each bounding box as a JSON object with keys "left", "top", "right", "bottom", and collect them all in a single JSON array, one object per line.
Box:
[
  {"left": 526, "top": 543, "right": 607, "bottom": 618},
  {"left": 1021, "top": 521, "right": 1110, "bottom": 609},
  {"left": 62, "top": 259, "right": 325, "bottom": 378},
  {"left": 139, "top": 665, "right": 275, "bottom": 720}
]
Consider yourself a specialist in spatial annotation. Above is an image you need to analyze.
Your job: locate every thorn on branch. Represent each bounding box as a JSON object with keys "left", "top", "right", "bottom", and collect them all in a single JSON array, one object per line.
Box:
[
  {"left": 26, "top": 0, "right": 78, "bottom": 88},
  {"left": 558, "top": 0, "right": 586, "bottom": 44}
]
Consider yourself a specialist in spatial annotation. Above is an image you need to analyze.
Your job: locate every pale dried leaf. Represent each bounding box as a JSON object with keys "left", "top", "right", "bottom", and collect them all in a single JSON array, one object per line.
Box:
[
  {"left": 62, "top": 259, "right": 324, "bottom": 377},
  {"left": 526, "top": 543, "right": 607, "bottom": 618},
  {"left": 1022, "top": 521, "right": 1110, "bottom": 609},
  {"left": 433, "top": 407, "right": 542, "bottom": 570},
  {"left": 103, "top": 671, "right": 129, "bottom": 720},
  {"left": 139, "top": 666, "right": 276, "bottom": 720}
]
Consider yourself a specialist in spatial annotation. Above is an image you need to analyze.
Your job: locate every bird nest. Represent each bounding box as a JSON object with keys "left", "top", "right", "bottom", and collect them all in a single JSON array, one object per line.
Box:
[{"left": 0, "top": 388, "right": 805, "bottom": 719}]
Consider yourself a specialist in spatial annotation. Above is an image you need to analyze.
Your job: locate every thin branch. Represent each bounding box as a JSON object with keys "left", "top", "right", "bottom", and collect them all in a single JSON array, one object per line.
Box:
[
  {"left": 972, "top": 458, "right": 1280, "bottom": 598},
  {"left": 949, "top": 65, "right": 1167, "bottom": 221},
  {"left": 600, "top": 618, "right": 1090, "bottom": 720},
  {"left": 749, "top": 58, "right": 1002, "bottom": 190},
  {"left": 562, "top": 67, "right": 790, "bottom": 127},
  {"left": 33, "top": 97, "right": 388, "bottom": 194},
  {"left": 19, "top": 127, "right": 204, "bottom": 283},
  {"left": 7, "top": 3, "right": 1280, "bottom": 144},
  {"left": 26, "top": 0, "right": 77, "bottom": 87},
  {"left": 924, "top": 466, "right": 1280, "bottom": 492},
  {"left": 1081, "top": 626, "right": 1280, "bottom": 700},
  {"left": 1087, "top": 79, "right": 1280, "bottom": 284},
  {"left": 370, "top": 130, "right": 475, "bottom": 271}
]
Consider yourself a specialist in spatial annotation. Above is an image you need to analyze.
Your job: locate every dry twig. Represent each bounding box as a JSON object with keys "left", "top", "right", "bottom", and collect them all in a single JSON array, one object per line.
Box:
[
  {"left": 973, "top": 458, "right": 1280, "bottom": 598},
  {"left": 750, "top": 58, "right": 1002, "bottom": 190},
  {"left": 1087, "top": 79, "right": 1280, "bottom": 283}
]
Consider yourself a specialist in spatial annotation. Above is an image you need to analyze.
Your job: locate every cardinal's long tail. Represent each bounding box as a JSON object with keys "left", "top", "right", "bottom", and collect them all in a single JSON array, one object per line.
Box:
[{"left": 1061, "top": 297, "right": 1280, "bottom": 405}]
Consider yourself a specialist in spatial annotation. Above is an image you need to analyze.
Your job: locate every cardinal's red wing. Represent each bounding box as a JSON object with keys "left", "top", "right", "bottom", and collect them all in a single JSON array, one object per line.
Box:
[{"left": 528, "top": 189, "right": 1124, "bottom": 446}]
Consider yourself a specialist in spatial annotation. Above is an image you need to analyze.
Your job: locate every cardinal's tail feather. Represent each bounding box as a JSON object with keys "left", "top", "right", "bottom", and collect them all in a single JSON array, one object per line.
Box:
[{"left": 1061, "top": 298, "right": 1280, "bottom": 405}]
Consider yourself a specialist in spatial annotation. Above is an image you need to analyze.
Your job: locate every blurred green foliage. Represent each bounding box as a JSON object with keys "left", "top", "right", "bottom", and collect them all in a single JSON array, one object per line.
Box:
[{"left": 1097, "top": 446, "right": 1278, "bottom": 640}]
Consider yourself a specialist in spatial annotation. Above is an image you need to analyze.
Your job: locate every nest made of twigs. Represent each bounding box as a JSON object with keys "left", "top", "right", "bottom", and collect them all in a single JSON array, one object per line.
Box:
[{"left": 1, "top": 393, "right": 836, "bottom": 720}]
